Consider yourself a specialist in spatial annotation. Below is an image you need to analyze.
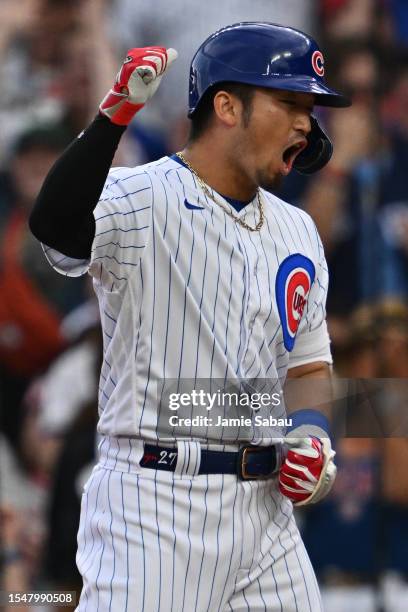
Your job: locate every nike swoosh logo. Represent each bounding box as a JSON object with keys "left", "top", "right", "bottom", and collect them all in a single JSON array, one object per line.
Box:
[{"left": 184, "top": 199, "right": 205, "bottom": 210}]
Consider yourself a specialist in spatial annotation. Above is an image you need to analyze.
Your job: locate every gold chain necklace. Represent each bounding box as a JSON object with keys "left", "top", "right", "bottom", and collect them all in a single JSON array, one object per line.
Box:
[{"left": 176, "top": 152, "right": 264, "bottom": 232}]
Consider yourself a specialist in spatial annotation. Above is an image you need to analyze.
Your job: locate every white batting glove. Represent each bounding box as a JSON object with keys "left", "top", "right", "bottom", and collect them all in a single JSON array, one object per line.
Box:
[
  {"left": 99, "top": 46, "right": 178, "bottom": 126},
  {"left": 279, "top": 436, "right": 337, "bottom": 506}
]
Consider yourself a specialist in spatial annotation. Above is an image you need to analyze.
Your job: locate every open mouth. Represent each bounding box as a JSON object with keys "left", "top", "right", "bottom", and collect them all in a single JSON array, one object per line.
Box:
[{"left": 281, "top": 141, "right": 307, "bottom": 174}]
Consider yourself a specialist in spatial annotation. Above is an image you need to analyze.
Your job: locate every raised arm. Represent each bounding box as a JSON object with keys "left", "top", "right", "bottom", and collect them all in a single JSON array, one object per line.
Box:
[{"left": 29, "top": 47, "right": 177, "bottom": 259}]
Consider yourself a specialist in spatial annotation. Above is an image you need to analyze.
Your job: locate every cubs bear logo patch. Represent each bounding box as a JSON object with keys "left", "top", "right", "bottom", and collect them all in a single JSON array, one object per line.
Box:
[{"left": 275, "top": 254, "right": 315, "bottom": 352}]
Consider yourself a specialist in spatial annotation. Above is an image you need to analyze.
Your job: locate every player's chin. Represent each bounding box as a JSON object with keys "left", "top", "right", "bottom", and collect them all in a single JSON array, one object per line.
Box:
[{"left": 258, "top": 167, "right": 285, "bottom": 193}]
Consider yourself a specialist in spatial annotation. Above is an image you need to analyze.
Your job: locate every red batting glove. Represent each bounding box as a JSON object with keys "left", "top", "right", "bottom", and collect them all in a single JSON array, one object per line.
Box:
[
  {"left": 99, "top": 46, "right": 178, "bottom": 126},
  {"left": 279, "top": 436, "right": 336, "bottom": 506}
]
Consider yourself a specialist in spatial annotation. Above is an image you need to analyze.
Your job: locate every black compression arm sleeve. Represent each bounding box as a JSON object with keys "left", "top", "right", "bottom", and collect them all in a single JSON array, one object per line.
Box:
[{"left": 29, "top": 114, "right": 126, "bottom": 259}]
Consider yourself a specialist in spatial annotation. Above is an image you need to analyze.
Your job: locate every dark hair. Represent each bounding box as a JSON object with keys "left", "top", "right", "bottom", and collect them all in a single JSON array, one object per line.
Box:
[{"left": 188, "top": 82, "right": 255, "bottom": 142}]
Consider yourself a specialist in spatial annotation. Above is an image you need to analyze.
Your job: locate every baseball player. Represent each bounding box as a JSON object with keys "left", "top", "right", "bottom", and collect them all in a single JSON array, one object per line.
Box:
[{"left": 30, "top": 22, "right": 350, "bottom": 612}]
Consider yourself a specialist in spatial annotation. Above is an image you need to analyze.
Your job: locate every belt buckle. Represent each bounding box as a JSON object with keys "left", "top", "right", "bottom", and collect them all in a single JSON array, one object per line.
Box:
[{"left": 238, "top": 445, "right": 269, "bottom": 481}]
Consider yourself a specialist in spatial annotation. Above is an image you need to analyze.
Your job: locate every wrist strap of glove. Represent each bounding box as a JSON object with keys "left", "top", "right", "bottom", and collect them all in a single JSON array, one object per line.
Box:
[{"left": 99, "top": 90, "right": 144, "bottom": 126}]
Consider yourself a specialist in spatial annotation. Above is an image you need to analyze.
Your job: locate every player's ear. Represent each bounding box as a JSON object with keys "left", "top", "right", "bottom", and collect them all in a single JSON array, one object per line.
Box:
[{"left": 213, "top": 90, "right": 239, "bottom": 128}]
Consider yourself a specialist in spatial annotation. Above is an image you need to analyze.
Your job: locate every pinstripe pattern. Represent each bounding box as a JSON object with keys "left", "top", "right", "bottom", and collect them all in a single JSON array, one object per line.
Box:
[
  {"left": 42, "top": 156, "right": 331, "bottom": 442},
  {"left": 41, "top": 157, "right": 331, "bottom": 610},
  {"left": 75, "top": 438, "right": 322, "bottom": 611}
]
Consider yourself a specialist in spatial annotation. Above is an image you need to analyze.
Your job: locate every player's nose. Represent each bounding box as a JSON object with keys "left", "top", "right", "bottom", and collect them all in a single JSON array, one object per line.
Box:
[{"left": 294, "top": 112, "right": 312, "bottom": 137}]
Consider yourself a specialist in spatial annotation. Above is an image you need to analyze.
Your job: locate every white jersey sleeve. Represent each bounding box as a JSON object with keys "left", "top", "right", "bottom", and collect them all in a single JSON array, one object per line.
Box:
[
  {"left": 288, "top": 219, "right": 332, "bottom": 369},
  {"left": 42, "top": 167, "right": 153, "bottom": 290}
]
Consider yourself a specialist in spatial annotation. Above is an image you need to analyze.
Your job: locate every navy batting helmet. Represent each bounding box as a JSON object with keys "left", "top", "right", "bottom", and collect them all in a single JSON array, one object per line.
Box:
[
  {"left": 188, "top": 22, "right": 350, "bottom": 115},
  {"left": 188, "top": 22, "right": 350, "bottom": 174}
]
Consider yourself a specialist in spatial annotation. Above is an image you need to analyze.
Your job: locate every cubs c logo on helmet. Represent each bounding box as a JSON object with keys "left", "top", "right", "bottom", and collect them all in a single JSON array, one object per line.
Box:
[
  {"left": 311, "top": 51, "right": 325, "bottom": 77},
  {"left": 276, "top": 254, "right": 315, "bottom": 351}
]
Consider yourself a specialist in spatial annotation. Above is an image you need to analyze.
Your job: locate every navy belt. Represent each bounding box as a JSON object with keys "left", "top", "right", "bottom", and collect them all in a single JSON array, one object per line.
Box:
[{"left": 140, "top": 444, "right": 278, "bottom": 480}]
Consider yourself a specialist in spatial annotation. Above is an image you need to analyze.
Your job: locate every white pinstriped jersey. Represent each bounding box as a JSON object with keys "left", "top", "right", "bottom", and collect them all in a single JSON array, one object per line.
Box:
[{"left": 43, "top": 156, "right": 331, "bottom": 442}]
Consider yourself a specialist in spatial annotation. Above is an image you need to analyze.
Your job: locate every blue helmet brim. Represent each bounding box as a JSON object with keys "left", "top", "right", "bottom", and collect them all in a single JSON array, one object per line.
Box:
[
  {"left": 188, "top": 75, "right": 351, "bottom": 116},
  {"left": 260, "top": 75, "right": 351, "bottom": 108}
]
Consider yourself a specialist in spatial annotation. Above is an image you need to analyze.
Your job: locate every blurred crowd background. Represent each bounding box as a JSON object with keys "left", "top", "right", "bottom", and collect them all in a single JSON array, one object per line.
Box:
[{"left": 0, "top": 0, "right": 408, "bottom": 610}]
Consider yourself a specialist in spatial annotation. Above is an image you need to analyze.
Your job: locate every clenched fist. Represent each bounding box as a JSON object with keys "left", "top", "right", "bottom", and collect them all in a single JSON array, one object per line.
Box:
[
  {"left": 279, "top": 436, "right": 337, "bottom": 506},
  {"left": 100, "top": 47, "right": 178, "bottom": 126}
]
